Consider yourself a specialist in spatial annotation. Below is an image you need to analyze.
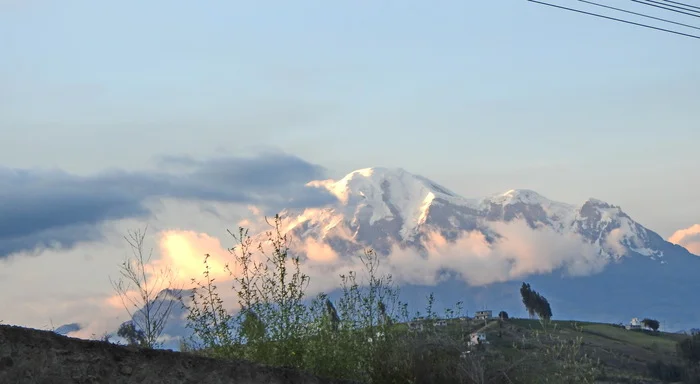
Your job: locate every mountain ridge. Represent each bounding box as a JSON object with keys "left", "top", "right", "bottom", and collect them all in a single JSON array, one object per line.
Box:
[
  {"left": 110, "top": 167, "right": 700, "bottom": 346},
  {"left": 285, "top": 167, "right": 676, "bottom": 262}
]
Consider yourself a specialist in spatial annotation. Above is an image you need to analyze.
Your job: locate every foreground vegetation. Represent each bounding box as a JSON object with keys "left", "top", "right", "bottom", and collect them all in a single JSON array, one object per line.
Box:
[{"left": 110, "top": 216, "right": 700, "bottom": 383}]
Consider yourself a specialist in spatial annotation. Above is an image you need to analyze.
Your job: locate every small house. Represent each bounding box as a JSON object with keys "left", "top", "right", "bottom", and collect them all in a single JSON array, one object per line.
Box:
[
  {"left": 467, "top": 332, "right": 489, "bottom": 348},
  {"left": 434, "top": 320, "right": 448, "bottom": 327},
  {"left": 408, "top": 321, "right": 424, "bottom": 332},
  {"left": 474, "top": 310, "right": 492, "bottom": 321},
  {"left": 626, "top": 317, "right": 642, "bottom": 330}
]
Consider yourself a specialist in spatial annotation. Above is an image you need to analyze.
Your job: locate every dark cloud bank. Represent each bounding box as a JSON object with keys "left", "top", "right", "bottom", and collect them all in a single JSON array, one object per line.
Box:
[{"left": 0, "top": 153, "right": 336, "bottom": 259}]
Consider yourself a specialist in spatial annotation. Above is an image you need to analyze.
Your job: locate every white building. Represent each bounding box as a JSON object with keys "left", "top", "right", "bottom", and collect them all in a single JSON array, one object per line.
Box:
[
  {"left": 474, "top": 310, "right": 492, "bottom": 321},
  {"left": 626, "top": 317, "right": 642, "bottom": 330},
  {"left": 467, "top": 332, "right": 488, "bottom": 348},
  {"left": 407, "top": 321, "right": 424, "bottom": 332},
  {"left": 434, "top": 320, "right": 447, "bottom": 327}
]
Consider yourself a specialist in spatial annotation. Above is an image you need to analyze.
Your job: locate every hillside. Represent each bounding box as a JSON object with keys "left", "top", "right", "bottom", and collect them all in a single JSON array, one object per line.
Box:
[
  {"left": 0, "top": 324, "right": 357, "bottom": 384},
  {"left": 473, "top": 317, "right": 686, "bottom": 382},
  {"left": 9, "top": 316, "right": 690, "bottom": 383},
  {"left": 385, "top": 316, "right": 690, "bottom": 383}
]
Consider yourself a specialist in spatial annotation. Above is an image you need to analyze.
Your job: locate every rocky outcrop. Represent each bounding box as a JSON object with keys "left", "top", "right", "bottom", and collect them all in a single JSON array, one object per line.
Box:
[{"left": 0, "top": 325, "right": 355, "bottom": 384}]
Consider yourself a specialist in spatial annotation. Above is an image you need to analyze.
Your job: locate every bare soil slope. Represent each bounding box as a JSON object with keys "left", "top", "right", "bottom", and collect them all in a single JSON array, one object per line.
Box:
[{"left": 0, "top": 324, "right": 355, "bottom": 384}]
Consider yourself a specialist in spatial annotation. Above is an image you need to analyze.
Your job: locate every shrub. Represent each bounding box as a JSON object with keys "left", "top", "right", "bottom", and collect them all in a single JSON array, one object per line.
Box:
[
  {"left": 110, "top": 227, "right": 182, "bottom": 349},
  {"left": 647, "top": 360, "right": 683, "bottom": 382},
  {"left": 678, "top": 332, "right": 700, "bottom": 365}
]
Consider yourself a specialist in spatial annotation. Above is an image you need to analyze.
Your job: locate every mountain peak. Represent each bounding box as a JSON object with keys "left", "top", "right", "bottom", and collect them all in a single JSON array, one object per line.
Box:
[
  {"left": 309, "top": 167, "right": 459, "bottom": 205},
  {"left": 297, "top": 167, "right": 667, "bottom": 261},
  {"left": 583, "top": 198, "right": 619, "bottom": 209},
  {"left": 489, "top": 189, "right": 549, "bottom": 206},
  {"left": 340, "top": 167, "right": 409, "bottom": 182}
]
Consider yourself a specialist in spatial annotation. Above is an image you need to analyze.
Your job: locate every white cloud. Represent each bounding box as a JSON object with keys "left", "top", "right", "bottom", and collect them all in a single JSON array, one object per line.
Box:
[
  {"left": 383, "top": 220, "right": 607, "bottom": 286},
  {"left": 0, "top": 198, "right": 249, "bottom": 339},
  {"left": 0, "top": 205, "right": 611, "bottom": 341},
  {"left": 604, "top": 228, "right": 628, "bottom": 257},
  {"left": 0, "top": 227, "right": 127, "bottom": 335},
  {"left": 277, "top": 218, "right": 609, "bottom": 289}
]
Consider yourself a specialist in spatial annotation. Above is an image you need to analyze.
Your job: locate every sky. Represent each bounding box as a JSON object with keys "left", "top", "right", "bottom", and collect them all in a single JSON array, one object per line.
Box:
[{"left": 1, "top": 0, "right": 699, "bottom": 335}]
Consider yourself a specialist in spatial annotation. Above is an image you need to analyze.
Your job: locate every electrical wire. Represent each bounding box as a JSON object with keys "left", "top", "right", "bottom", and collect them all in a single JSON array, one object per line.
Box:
[
  {"left": 641, "top": 0, "right": 700, "bottom": 13},
  {"left": 631, "top": 0, "right": 700, "bottom": 18},
  {"left": 579, "top": 0, "right": 700, "bottom": 31},
  {"left": 527, "top": 0, "right": 700, "bottom": 39},
  {"left": 661, "top": 0, "right": 700, "bottom": 11}
]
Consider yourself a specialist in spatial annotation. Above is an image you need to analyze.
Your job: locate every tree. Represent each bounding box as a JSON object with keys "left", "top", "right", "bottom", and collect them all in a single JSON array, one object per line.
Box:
[
  {"left": 520, "top": 283, "right": 536, "bottom": 318},
  {"left": 536, "top": 294, "right": 552, "bottom": 321},
  {"left": 325, "top": 298, "right": 341, "bottom": 332},
  {"left": 110, "top": 227, "right": 182, "bottom": 349},
  {"left": 519, "top": 282, "right": 552, "bottom": 321},
  {"left": 117, "top": 321, "right": 147, "bottom": 347},
  {"left": 498, "top": 311, "right": 509, "bottom": 320},
  {"left": 642, "top": 318, "right": 660, "bottom": 332}
]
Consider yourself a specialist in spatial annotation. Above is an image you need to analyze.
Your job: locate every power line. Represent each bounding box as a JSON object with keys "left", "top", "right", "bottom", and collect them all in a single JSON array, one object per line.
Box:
[
  {"left": 638, "top": 0, "right": 700, "bottom": 14},
  {"left": 631, "top": 0, "right": 700, "bottom": 18},
  {"left": 661, "top": 0, "right": 700, "bottom": 11},
  {"left": 579, "top": 0, "right": 700, "bottom": 31},
  {"left": 527, "top": 0, "right": 700, "bottom": 39}
]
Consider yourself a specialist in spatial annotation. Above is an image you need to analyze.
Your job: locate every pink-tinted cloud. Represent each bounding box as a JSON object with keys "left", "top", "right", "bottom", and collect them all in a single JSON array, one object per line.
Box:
[
  {"left": 274, "top": 218, "right": 609, "bottom": 289},
  {"left": 149, "top": 229, "right": 366, "bottom": 313},
  {"left": 100, "top": 230, "right": 232, "bottom": 319},
  {"left": 35, "top": 216, "right": 611, "bottom": 343},
  {"left": 384, "top": 220, "right": 607, "bottom": 286},
  {"left": 668, "top": 224, "right": 700, "bottom": 255},
  {"left": 302, "top": 237, "right": 340, "bottom": 264},
  {"left": 156, "top": 230, "right": 230, "bottom": 285}
]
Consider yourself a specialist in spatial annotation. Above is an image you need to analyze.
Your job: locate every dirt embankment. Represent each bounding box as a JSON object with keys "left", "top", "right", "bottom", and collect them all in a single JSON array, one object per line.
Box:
[{"left": 0, "top": 325, "right": 355, "bottom": 384}]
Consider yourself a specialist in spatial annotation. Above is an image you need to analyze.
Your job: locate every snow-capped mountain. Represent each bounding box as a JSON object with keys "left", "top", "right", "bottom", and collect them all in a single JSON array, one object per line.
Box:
[
  {"left": 285, "top": 167, "right": 667, "bottom": 263},
  {"left": 273, "top": 167, "right": 700, "bottom": 331},
  {"left": 116, "top": 167, "right": 700, "bottom": 347}
]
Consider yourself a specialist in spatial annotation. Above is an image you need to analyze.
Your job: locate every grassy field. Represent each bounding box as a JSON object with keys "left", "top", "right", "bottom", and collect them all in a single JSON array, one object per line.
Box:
[
  {"left": 348, "top": 316, "right": 687, "bottom": 381},
  {"left": 353, "top": 316, "right": 687, "bottom": 381},
  {"left": 473, "top": 317, "right": 686, "bottom": 382},
  {"left": 189, "top": 315, "right": 690, "bottom": 383}
]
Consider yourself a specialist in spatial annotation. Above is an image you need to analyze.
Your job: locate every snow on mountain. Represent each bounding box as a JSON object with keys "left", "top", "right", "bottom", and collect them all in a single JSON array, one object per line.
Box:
[
  {"left": 305, "top": 167, "right": 469, "bottom": 239},
  {"left": 270, "top": 167, "right": 700, "bottom": 330},
  {"left": 132, "top": 167, "right": 700, "bottom": 345},
  {"left": 286, "top": 167, "right": 665, "bottom": 262}
]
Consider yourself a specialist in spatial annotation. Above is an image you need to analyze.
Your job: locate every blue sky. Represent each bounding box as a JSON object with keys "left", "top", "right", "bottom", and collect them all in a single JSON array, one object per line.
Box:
[
  {"left": 1, "top": 0, "right": 700, "bottom": 333},
  {"left": 2, "top": 0, "right": 699, "bottom": 231}
]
